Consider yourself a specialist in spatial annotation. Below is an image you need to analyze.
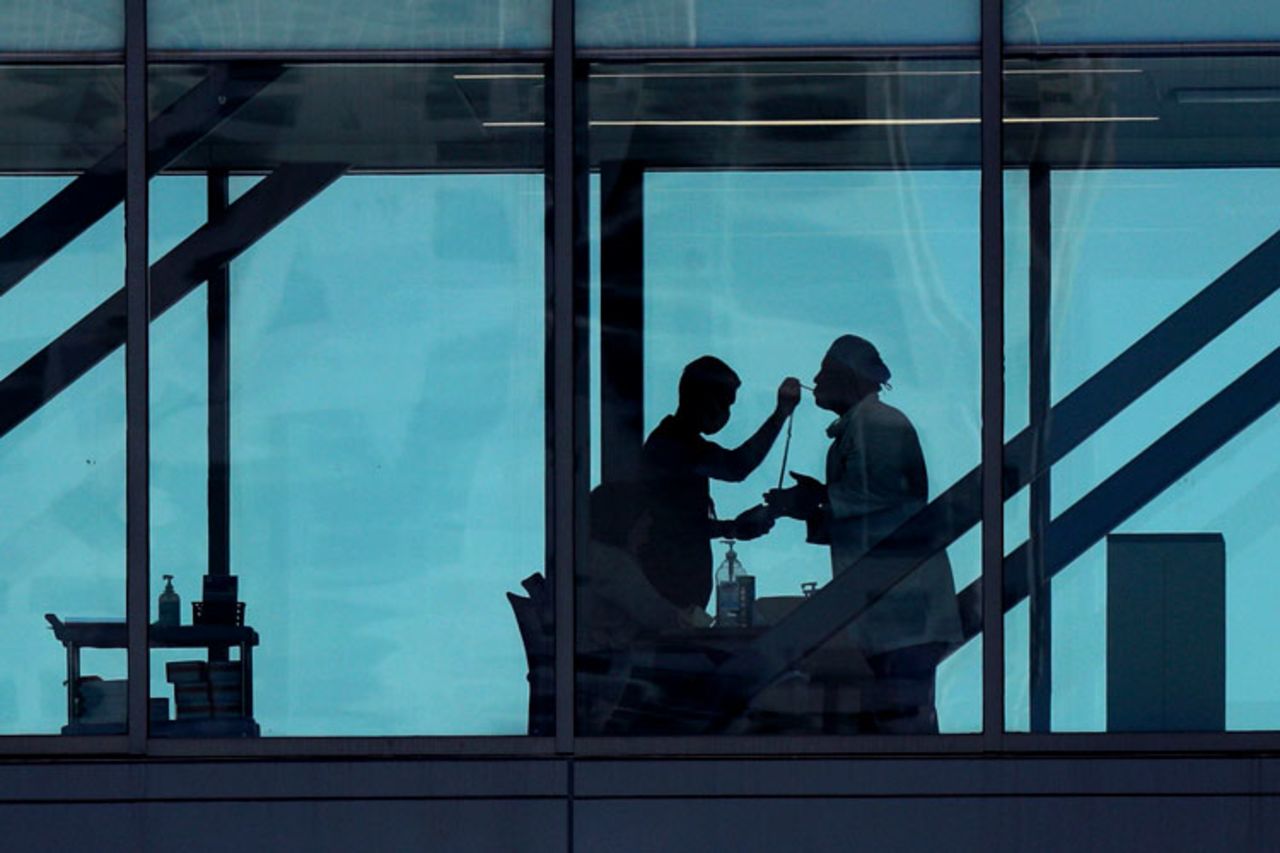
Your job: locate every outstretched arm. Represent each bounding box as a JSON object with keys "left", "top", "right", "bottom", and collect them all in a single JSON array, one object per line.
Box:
[
  {"left": 709, "top": 504, "right": 775, "bottom": 541},
  {"left": 697, "top": 377, "right": 801, "bottom": 482}
]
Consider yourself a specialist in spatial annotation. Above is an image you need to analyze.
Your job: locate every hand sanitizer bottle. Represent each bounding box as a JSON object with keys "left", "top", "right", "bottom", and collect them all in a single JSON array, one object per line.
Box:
[
  {"left": 158, "top": 575, "right": 180, "bottom": 627},
  {"left": 715, "top": 541, "right": 742, "bottom": 627}
]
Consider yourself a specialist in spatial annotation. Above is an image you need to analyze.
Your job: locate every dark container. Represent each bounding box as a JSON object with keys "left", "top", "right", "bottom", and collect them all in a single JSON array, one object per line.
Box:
[{"left": 738, "top": 575, "right": 756, "bottom": 627}]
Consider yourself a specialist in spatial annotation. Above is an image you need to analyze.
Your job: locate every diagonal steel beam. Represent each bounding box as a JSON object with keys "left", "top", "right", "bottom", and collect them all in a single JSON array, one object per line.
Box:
[
  {"left": 0, "top": 162, "right": 346, "bottom": 439},
  {"left": 724, "top": 345, "right": 1280, "bottom": 697},
  {"left": 996, "top": 345, "right": 1280, "bottom": 632},
  {"left": 0, "top": 62, "right": 282, "bottom": 300},
  {"left": 1007, "top": 227, "right": 1280, "bottom": 490},
  {"left": 721, "top": 226, "right": 1280, "bottom": 692}
]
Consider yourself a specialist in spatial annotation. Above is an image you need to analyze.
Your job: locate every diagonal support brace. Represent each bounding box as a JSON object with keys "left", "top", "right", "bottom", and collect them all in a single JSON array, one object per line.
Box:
[
  {"left": 0, "top": 162, "right": 346, "bottom": 439},
  {"left": 721, "top": 225, "right": 1280, "bottom": 694},
  {"left": 0, "top": 63, "right": 283, "bottom": 299}
]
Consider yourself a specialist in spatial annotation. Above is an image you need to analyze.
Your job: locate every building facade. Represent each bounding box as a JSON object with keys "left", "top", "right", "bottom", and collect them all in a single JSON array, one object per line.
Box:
[{"left": 4, "top": 1, "right": 1280, "bottom": 849}]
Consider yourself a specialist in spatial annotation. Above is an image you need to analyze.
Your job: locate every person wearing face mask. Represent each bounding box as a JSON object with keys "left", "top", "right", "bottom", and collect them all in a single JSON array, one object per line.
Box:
[
  {"left": 765, "top": 335, "right": 962, "bottom": 733},
  {"left": 638, "top": 356, "right": 802, "bottom": 613}
]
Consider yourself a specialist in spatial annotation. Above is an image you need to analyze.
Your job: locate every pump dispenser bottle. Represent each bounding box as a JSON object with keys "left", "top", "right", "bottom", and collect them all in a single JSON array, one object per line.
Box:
[
  {"left": 714, "top": 541, "right": 755, "bottom": 627},
  {"left": 158, "top": 575, "right": 180, "bottom": 627}
]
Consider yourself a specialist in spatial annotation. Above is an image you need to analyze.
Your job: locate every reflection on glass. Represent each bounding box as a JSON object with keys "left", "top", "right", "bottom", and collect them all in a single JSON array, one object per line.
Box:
[
  {"left": 149, "top": 1, "right": 550, "bottom": 50},
  {"left": 1004, "top": 55, "right": 1280, "bottom": 732},
  {"left": 578, "top": 0, "right": 977, "bottom": 48},
  {"left": 577, "top": 60, "right": 981, "bottom": 735},
  {"left": 0, "top": 3, "right": 123, "bottom": 51},
  {"left": 1005, "top": 0, "right": 1280, "bottom": 45},
  {"left": 0, "top": 66, "right": 126, "bottom": 734},
  {"left": 145, "top": 63, "right": 546, "bottom": 736},
  {"left": 149, "top": 176, "right": 221, "bottom": 734}
]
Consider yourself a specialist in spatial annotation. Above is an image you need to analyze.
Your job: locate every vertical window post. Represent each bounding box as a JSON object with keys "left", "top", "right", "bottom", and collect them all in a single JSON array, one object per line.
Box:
[
  {"left": 980, "top": 0, "right": 1006, "bottom": 745},
  {"left": 550, "top": 0, "right": 586, "bottom": 753},
  {"left": 124, "top": 0, "right": 150, "bottom": 753}
]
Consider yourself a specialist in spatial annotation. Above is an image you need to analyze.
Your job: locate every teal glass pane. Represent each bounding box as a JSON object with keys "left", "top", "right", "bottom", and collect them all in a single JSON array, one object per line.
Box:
[
  {"left": 0, "top": 67, "right": 126, "bottom": 734},
  {"left": 1006, "top": 0, "right": 1280, "bottom": 45},
  {"left": 1005, "top": 52, "right": 1280, "bottom": 734},
  {"left": 148, "top": 176, "right": 210, "bottom": 729},
  {"left": 145, "top": 63, "right": 546, "bottom": 736},
  {"left": 1002, "top": 170, "right": 1032, "bottom": 732},
  {"left": 578, "top": 0, "right": 978, "bottom": 47},
  {"left": 0, "top": 2, "right": 122, "bottom": 51},
  {"left": 580, "top": 59, "right": 981, "bottom": 736},
  {"left": 1047, "top": 170, "right": 1280, "bottom": 732},
  {"left": 149, "top": 1, "right": 550, "bottom": 50},
  {"left": 228, "top": 174, "right": 544, "bottom": 736}
]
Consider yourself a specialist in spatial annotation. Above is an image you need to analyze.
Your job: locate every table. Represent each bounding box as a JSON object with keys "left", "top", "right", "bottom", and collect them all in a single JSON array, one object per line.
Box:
[
  {"left": 616, "top": 610, "right": 930, "bottom": 733},
  {"left": 45, "top": 614, "right": 259, "bottom": 736}
]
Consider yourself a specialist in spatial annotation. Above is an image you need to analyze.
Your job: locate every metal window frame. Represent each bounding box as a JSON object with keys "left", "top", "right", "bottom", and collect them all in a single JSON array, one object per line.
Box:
[
  {"left": 124, "top": 0, "right": 151, "bottom": 757},
  {"left": 3, "top": 3, "right": 1280, "bottom": 760}
]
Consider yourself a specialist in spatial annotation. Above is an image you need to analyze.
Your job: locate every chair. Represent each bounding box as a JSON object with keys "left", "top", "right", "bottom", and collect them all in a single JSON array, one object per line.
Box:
[{"left": 507, "top": 573, "right": 554, "bottom": 736}]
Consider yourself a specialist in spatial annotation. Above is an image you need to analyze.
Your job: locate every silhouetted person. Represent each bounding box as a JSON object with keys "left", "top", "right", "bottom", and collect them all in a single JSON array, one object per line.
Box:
[
  {"left": 640, "top": 356, "right": 801, "bottom": 611},
  {"left": 579, "top": 482, "right": 711, "bottom": 655},
  {"left": 579, "top": 482, "right": 714, "bottom": 733},
  {"left": 766, "top": 335, "right": 961, "bottom": 733}
]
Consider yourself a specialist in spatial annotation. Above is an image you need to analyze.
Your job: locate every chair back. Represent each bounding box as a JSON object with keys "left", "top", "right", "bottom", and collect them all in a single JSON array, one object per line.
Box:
[{"left": 507, "top": 572, "right": 554, "bottom": 736}]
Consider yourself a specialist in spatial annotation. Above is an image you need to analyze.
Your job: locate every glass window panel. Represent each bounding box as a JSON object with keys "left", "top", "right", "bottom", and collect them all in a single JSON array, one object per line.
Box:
[
  {"left": 148, "top": 176, "right": 210, "bottom": 729},
  {"left": 146, "top": 63, "right": 546, "bottom": 737},
  {"left": 1006, "top": 1, "right": 1280, "bottom": 46},
  {"left": 1004, "top": 54, "right": 1280, "bottom": 732},
  {"left": 578, "top": 0, "right": 978, "bottom": 48},
  {"left": 0, "top": 3, "right": 123, "bottom": 51},
  {"left": 578, "top": 60, "right": 981, "bottom": 736},
  {"left": 0, "top": 65, "right": 126, "bottom": 735},
  {"left": 148, "top": 1, "right": 549, "bottom": 50}
]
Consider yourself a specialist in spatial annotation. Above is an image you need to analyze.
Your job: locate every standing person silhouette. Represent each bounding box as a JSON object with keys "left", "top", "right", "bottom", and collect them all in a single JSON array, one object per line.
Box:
[
  {"left": 639, "top": 356, "right": 801, "bottom": 612},
  {"left": 766, "top": 335, "right": 962, "bottom": 733}
]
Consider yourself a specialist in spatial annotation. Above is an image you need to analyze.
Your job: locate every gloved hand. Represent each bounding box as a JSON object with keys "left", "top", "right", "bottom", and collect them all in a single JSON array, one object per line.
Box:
[{"left": 764, "top": 471, "right": 826, "bottom": 520}]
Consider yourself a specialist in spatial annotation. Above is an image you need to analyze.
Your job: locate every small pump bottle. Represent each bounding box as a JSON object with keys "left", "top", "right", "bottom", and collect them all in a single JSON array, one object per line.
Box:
[
  {"left": 158, "top": 575, "right": 180, "bottom": 627},
  {"left": 715, "top": 541, "right": 750, "bottom": 627}
]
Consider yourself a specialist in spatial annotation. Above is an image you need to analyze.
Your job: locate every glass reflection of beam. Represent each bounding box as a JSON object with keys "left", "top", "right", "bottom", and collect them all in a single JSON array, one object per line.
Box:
[
  {"left": 0, "top": 163, "right": 346, "bottom": 439},
  {"left": 719, "top": 226, "right": 1280, "bottom": 701},
  {"left": 454, "top": 69, "right": 1144, "bottom": 81},
  {"left": 599, "top": 162, "right": 645, "bottom": 484},
  {"left": 998, "top": 347, "right": 1280, "bottom": 623},
  {"left": 485, "top": 117, "right": 1159, "bottom": 128},
  {"left": 206, "top": 172, "right": 232, "bottom": 669},
  {"left": 0, "top": 63, "right": 281, "bottom": 299},
  {"left": 1027, "top": 165, "right": 1052, "bottom": 733}
]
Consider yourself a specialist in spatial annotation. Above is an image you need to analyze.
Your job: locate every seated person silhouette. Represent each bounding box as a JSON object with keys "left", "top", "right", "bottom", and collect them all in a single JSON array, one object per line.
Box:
[
  {"left": 640, "top": 356, "right": 801, "bottom": 612},
  {"left": 765, "top": 335, "right": 961, "bottom": 734},
  {"left": 578, "top": 481, "right": 712, "bottom": 733},
  {"left": 579, "top": 481, "right": 711, "bottom": 656}
]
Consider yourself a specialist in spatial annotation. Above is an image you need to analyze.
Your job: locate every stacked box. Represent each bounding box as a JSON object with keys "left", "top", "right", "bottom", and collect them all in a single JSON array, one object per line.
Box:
[
  {"left": 194, "top": 575, "right": 244, "bottom": 626},
  {"left": 167, "top": 661, "right": 211, "bottom": 720},
  {"left": 208, "top": 661, "right": 243, "bottom": 717},
  {"left": 165, "top": 660, "right": 245, "bottom": 720}
]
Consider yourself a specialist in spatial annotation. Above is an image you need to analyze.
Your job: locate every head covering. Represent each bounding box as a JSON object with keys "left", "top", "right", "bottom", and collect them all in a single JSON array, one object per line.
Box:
[{"left": 827, "top": 335, "right": 891, "bottom": 387}]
